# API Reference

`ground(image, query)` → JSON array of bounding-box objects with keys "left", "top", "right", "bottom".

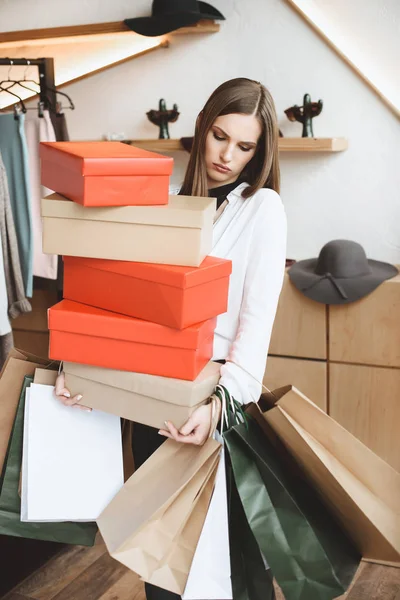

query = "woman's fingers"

[
  {"left": 158, "top": 429, "right": 173, "bottom": 439},
  {"left": 54, "top": 372, "right": 67, "bottom": 396},
  {"left": 56, "top": 392, "right": 91, "bottom": 411},
  {"left": 72, "top": 403, "right": 92, "bottom": 412},
  {"left": 62, "top": 393, "right": 83, "bottom": 406},
  {"left": 163, "top": 421, "right": 203, "bottom": 445}
]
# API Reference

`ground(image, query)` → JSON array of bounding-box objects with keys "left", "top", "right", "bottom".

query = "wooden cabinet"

[
  {"left": 329, "top": 363, "right": 400, "bottom": 472},
  {"left": 12, "top": 287, "right": 57, "bottom": 359},
  {"left": 329, "top": 273, "right": 400, "bottom": 367},
  {"left": 269, "top": 273, "right": 326, "bottom": 359},
  {"left": 264, "top": 356, "right": 327, "bottom": 411},
  {"left": 269, "top": 273, "right": 327, "bottom": 360},
  {"left": 12, "top": 331, "right": 50, "bottom": 359},
  {"left": 12, "top": 288, "right": 57, "bottom": 333},
  {"left": 268, "top": 271, "right": 400, "bottom": 472}
]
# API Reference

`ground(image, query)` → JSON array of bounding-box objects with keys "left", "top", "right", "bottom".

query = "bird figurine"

[
  {"left": 146, "top": 99, "right": 180, "bottom": 139},
  {"left": 284, "top": 93, "right": 323, "bottom": 137}
]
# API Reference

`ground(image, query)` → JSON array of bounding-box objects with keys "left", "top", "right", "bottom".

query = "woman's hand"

[
  {"left": 159, "top": 397, "right": 222, "bottom": 446},
  {"left": 54, "top": 371, "right": 92, "bottom": 412}
]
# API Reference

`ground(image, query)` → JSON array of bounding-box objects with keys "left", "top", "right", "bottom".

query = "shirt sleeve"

[{"left": 218, "top": 192, "right": 287, "bottom": 404}]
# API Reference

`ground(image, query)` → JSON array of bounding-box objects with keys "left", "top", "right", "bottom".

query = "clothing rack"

[{"left": 0, "top": 57, "right": 56, "bottom": 112}]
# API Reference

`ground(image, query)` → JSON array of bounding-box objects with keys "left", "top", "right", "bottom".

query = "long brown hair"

[{"left": 180, "top": 78, "right": 280, "bottom": 199}]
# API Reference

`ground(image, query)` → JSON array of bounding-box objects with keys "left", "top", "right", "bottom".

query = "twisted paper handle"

[{"left": 207, "top": 355, "right": 282, "bottom": 438}]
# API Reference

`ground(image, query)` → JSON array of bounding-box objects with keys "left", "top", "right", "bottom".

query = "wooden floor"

[{"left": 3, "top": 534, "right": 400, "bottom": 600}]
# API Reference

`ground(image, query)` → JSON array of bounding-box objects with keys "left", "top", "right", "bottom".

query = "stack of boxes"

[{"left": 40, "top": 142, "right": 232, "bottom": 430}]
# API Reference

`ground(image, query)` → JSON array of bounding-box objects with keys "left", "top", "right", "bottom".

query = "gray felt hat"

[{"left": 288, "top": 240, "right": 398, "bottom": 305}]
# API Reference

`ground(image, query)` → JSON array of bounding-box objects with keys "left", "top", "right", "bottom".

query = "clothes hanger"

[
  {"left": 0, "top": 83, "right": 27, "bottom": 117},
  {"left": 0, "top": 61, "right": 44, "bottom": 116},
  {"left": 0, "top": 61, "right": 28, "bottom": 117},
  {"left": 0, "top": 60, "right": 39, "bottom": 90},
  {"left": 47, "top": 87, "right": 75, "bottom": 111}
]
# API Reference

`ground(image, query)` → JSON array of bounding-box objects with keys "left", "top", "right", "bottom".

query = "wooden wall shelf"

[
  {"left": 279, "top": 137, "right": 348, "bottom": 152},
  {"left": 0, "top": 20, "right": 220, "bottom": 110},
  {"left": 125, "top": 137, "right": 348, "bottom": 153},
  {"left": 0, "top": 19, "right": 219, "bottom": 45}
]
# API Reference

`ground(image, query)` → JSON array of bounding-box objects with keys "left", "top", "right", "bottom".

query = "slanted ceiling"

[
  {"left": 286, "top": 0, "right": 400, "bottom": 119},
  {"left": 0, "top": 20, "right": 219, "bottom": 109}
]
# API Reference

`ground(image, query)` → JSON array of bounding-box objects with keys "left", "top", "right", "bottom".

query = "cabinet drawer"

[
  {"left": 330, "top": 362, "right": 400, "bottom": 472},
  {"left": 13, "top": 289, "right": 58, "bottom": 333},
  {"left": 329, "top": 272, "right": 400, "bottom": 367},
  {"left": 269, "top": 273, "right": 327, "bottom": 359},
  {"left": 264, "top": 355, "right": 327, "bottom": 411}
]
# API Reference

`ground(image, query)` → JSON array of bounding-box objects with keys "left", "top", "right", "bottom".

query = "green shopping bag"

[
  {"left": 226, "top": 446, "right": 275, "bottom": 600},
  {"left": 224, "top": 417, "right": 360, "bottom": 600},
  {"left": 0, "top": 376, "right": 97, "bottom": 546}
]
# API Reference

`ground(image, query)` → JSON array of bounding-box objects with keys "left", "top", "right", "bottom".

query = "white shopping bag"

[
  {"left": 182, "top": 432, "right": 232, "bottom": 600},
  {"left": 21, "top": 382, "right": 124, "bottom": 522}
]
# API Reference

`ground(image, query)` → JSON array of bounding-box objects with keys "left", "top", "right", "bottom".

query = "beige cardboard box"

[
  {"left": 41, "top": 193, "right": 215, "bottom": 267},
  {"left": 63, "top": 360, "right": 221, "bottom": 429},
  {"left": 329, "top": 271, "right": 400, "bottom": 367}
]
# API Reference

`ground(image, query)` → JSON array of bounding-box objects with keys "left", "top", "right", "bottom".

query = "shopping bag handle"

[{"left": 222, "top": 359, "right": 280, "bottom": 406}]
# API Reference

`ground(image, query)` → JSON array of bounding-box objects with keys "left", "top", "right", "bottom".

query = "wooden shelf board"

[
  {"left": 125, "top": 137, "right": 348, "bottom": 153},
  {"left": 279, "top": 137, "right": 348, "bottom": 152},
  {"left": 0, "top": 20, "right": 219, "bottom": 46}
]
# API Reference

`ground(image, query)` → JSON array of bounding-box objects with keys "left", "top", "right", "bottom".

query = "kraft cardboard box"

[
  {"left": 41, "top": 193, "right": 215, "bottom": 267},
  {"left": 63, "top": 361, "right": 221, "bottom": 429}
]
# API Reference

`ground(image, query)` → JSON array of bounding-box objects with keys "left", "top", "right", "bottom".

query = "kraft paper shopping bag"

[
  {"left": 98, "top": 436, "right": 220, "bottom": 584},
  {"left": 250, "top": 385, "right": 400, "bottom": 566}
]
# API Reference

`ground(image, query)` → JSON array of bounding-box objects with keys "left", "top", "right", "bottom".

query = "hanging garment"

[
  {"left": 24, "top": 110, "right": 57, "bottom": 280},
  {"left": 0, "top": 113, "right": 33, "bottom": 297},
  {"left": 0, "top": 153, "right": 31, "bottom": 320},
  {"left": 0, "top": 228, "right": 11, "bottom": 337},
  {"left": 50, "top": 111, "right": 70, "bottom": 142},
  {"left": 50, "top": 110, "right": 70, "bottom": 296}
]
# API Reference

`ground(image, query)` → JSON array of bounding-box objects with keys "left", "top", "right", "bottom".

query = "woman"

[{"left": 55, "top": 77, "right": 287, "bottom": 600}]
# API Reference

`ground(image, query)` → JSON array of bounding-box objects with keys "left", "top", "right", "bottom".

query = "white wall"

[{"left": 2, "top": 0, "right": 400, "bottom": 263}]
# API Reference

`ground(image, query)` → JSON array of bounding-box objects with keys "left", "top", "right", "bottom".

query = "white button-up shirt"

[{"left": 173, "top": 182, "right": 287, "bottom": 404}]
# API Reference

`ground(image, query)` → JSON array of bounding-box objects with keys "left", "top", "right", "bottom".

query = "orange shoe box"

[
  {"left": 40, "top": 141, "right": 173, "bottom": 207},
  {"left": 63, "top": 256, "right": 232, "bottom": 330},
  {"left": 48, "top": 300, "right": 216, "bottom": 381}
]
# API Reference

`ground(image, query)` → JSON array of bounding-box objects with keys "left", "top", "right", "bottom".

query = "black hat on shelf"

[
  {"left": 124, "top": 0, "right": 225, "bottom": 37},
  {"left": 288, "top": 239, "right": 399, "bottom": 305}
]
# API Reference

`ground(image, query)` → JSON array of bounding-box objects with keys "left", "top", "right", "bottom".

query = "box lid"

[
  {"left": 63, "top": 256, "right": 232, "bottom": 290},
  {"left": 63, "top": 361, "right": 221, "bottom": 406},
  {"left": 48, "top": 300, "right": 216, "bottom": 349},
  {"left": 40, "top": 141, "right": 173, "bottom": 176},
  {"left": 42, "top": 194, "right": 216, "bottom": 229}
]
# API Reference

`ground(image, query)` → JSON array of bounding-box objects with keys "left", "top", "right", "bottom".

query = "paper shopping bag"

[
  {"left": 183, "top": 438, "right": 232, "bottom": 600},
  {"left": 97, "top": 436, "right": 220, "bottom": 581},
  {"left": 252, "top": 385, "right": 400, "bottom": 566},
  {"left": 144, "top": 461, "right": 217, "bottom": 594},
  {"left": 224, "top": 418, "right": 360, "bottom": 600},
  {"left": 0, "top": 376, "right": 97, "bottom": 545},
  {"left": 34, "top": 368, "right": 135, "bottom": 483},
  {"left": 226, "top": 450, "right": 275, "bottom": 600},
  {"left": 0, "top": 348, "right": 56, "bottom": 476},
  {"left": 21, "top": 382, "right": 123, "bottom": 522}
]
